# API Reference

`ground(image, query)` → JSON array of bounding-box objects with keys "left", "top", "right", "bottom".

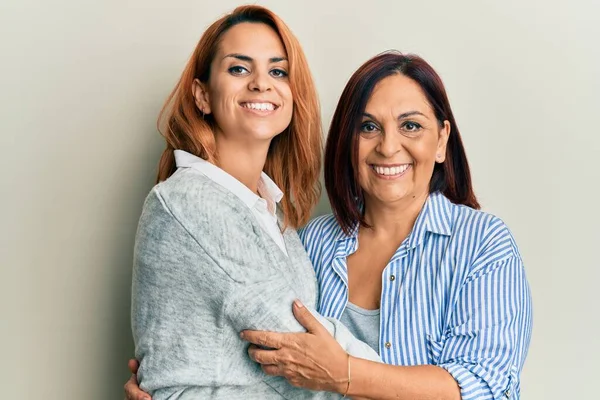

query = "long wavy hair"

[{"left": 156, "top": 5, "right": 322, "bottom": 228}]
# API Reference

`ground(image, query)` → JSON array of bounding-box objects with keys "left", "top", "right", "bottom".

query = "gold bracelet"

[{"left": 342, "top": 354, "right": 351, "bottom": 398}]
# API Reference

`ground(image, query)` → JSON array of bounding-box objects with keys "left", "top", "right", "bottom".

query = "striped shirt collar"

[
  {"left": 173, "top": 149, "right": 283, "bottom": 214},
  {"left": 334, "top": 191, "right": 454, "bottom": 249}
]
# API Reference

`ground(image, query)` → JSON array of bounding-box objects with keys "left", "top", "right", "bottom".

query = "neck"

[
  {"left": 362, "top": 190, "right": 430, "bottom": 239},
  {"left": 214, "top": 133, "right": 271, "bottom": 194}
]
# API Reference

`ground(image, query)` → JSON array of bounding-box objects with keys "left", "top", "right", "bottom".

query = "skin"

[
  {"left": 193, "top": 21, "right": 293, "bottom": 193},
  {"left": 124, "top": 21, "right": 294, "bottom": 400},
  {"left": 241, "top": 74, "right": 462, "bottom": 400},
  {"left": 348, "top": 73, "right": 450, "bottom": 311}
]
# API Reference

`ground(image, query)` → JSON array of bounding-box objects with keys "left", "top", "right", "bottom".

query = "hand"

[
  {"left": 240, "top": 300, "right": 349, "bottom": 393},
  {"left": 124, "top": 359, "right": 152, "bottom": 400}
]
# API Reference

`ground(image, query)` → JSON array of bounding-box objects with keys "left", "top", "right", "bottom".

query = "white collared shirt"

[{"left": 174, "top": 150, "right": 288, "bottom": 256}]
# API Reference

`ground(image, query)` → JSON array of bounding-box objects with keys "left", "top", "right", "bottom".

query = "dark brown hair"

[
  {"left": 325, "top": 51, "right": 479, "bottom": 234},
  {"left": 156, "top": 5, "right": 322, "bottom": 228}
]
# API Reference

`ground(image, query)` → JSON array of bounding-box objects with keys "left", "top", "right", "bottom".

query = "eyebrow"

[
  {"left": 222, "top": 53, "right": 288, "bottom": 63},
  {"left": 362, "top": 111, "right": 429, "bottom": 120}
]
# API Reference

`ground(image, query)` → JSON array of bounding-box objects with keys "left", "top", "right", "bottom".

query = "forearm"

[{"left": 347, "top": 357, "right": 461, "bottom": 400}]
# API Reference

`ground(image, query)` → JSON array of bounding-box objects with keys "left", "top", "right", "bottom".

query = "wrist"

[{"left": 338, "top": 354, "right": 351, "bottom": 397}]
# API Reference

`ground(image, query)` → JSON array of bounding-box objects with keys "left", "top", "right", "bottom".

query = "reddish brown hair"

[
  {"left": 325, "top": 51, "right": 480, "bottom": 234},
  {"left": 156, "top": 5, "right": 322, "bottom": 228}
]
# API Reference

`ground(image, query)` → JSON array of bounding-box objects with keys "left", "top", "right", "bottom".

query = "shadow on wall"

[{"left": 105, "top": 122, "right": 164, "bottom": 399}]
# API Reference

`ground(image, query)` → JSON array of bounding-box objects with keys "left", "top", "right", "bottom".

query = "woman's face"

[
  {"left": 357, "top": 73, "right": 450, "bottom": 207},
  {"left": 194, "top": 22, "right": 293, "bottom": 143}
]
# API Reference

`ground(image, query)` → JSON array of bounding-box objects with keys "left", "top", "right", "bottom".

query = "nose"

[
  {"left": 248, "top": 70, "right": 272, "bottom": 92},
  {"left": 376, "top": 129, "right": 403, "bottom": 158}
]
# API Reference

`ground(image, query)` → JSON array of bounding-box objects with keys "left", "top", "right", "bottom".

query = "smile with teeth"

[
  {"left": 371, "top": 164, "right": 411, "bottom": 177},
  {"left": 241, "top": 102, "right": 277, "bottom": 111}
]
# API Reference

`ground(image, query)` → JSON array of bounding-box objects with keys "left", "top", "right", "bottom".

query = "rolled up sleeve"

[{"left": 437, "top": 256, "right": 533, "bottom": 400}]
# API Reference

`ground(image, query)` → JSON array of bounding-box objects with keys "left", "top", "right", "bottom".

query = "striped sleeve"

[{"left": 438, "top": 239, "right": 533, "bottom": 399}]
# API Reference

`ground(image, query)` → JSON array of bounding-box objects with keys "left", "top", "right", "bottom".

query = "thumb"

[
  {"left": 292, "top": 299, "right": 325, "bottom": 334},
  {"left": 128, "top": 359, "right": 139, "bottom": 375}
]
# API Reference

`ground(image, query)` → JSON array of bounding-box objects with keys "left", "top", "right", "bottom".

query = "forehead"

[
  {"left": 366, "top": 73, "right": 432, "bottom": 115},
  {"left": 216, "top": 22, "right": 286, "bottom": 60}
]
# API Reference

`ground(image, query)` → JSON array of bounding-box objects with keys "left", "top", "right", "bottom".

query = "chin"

[{"left": 247, "top": 125, "right": 287, "bottom": 141}]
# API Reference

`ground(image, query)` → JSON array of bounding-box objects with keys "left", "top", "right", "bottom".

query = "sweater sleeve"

[
  {"left": 131, "top": 189, "right": 241, "bottom": 399},
  {"left": 132, "top": 177, "right": 379, "bottom": 400}
]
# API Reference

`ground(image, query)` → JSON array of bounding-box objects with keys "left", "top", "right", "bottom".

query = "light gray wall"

[{"left": 1, "top": 0, "right": 598, "bottom": 398}]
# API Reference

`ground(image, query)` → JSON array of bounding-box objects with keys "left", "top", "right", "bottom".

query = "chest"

[
  {"left": 316, "top": 234, "right": 471, "bottom": 364},
  {"left": 346, "top": 237, "right": 404, "bottom": 309}
]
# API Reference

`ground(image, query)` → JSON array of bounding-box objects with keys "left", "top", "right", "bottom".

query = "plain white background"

[{"left": 1, "top": 0, "right": 598, "bottom": 398}]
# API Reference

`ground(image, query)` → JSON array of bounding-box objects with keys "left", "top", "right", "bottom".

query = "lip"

[
  {"left": 239, "top": 99, "right": 280, "bottom": 116},
  {"left": 369, "top": 163, "right": 412, "bottom": 180}
]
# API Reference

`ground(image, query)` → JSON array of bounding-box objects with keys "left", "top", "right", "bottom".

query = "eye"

[
  {"left": 228, "top": 65, "right": 249, "bottom": 76},
  {"left": 360, "top": 121, "right": 380, "bottom": 135},
  {"left": 401, "top": 121, "right": 422, "bottom": 132},
  {"left": 270, "top": 68, "right": 288, "bottom": 78}
]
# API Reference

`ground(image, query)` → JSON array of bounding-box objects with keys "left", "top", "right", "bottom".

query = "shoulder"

[
  {"left": 298, "top": 213, "right": 342, "bottom": 249},
  {"left": 297, "top": 213, "right": 345, "bottom": 271},
  {"left": 150, "top": 169, "right": 251, "bottom": 230},
  {"left": 447, "top": 201, "right": 522, "bottom": 277},
  {"left": 453, "top": 203, "right": 520, "bottom": 255},
  {"left": 154, "top": 169, "right": 238, "bottom": 213},
  {"left": 141, "top": 169, "right": 266, "bottom": 283}
]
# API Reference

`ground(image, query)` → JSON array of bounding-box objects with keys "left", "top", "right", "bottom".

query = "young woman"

[{"left": 130, "top": 5, "right": 379, "bottom": 400}]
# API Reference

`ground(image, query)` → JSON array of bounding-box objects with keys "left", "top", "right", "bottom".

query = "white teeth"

[
  {"left": 373, "top": 165, "right": 410, "bottom": 176},
  {"left": 243, "top": 102, "right": 275, "bottom": 111}
]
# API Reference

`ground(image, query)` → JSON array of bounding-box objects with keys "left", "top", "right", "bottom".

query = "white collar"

[{"left": 173, "top": 150, "right": 283, "bottom": 211}]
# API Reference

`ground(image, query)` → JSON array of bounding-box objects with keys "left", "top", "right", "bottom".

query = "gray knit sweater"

[{"left": 131, "top": 168, "right": 380, "bottom": 399}]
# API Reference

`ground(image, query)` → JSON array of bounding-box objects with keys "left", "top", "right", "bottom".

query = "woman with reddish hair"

[{"left": 128, "top": 5, "right": 380, "bottom": 400}]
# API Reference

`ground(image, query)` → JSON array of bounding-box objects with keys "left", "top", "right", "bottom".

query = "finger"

[
  {"left": 240, "top": 330, "right": 283, "bottom": 349},
  {"left": 261, "top": 364, "right": 283, "bottom": 377},
  {"left": 128, "top": 359, "right": 139, "bottom": 375},
  {"left": 292, "top": 300, "right": 326, "bottom": 334},
  {"left": 248, "top": 345, "right": 281, "bottom": 365},
  {"left": 124, "top": 375, "right": 151, "bottom": 400}
]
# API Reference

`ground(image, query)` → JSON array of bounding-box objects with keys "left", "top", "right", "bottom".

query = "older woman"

[
  {"left": 129, "top": 5, "right": 379, "bottom": 400},
  {"left": 241, "top": 52, "right": 533, "bottom": 400}
]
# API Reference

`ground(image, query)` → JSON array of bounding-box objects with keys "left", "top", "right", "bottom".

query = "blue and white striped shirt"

[{"left": 299, "top": 192, "right": 533, "bottom": 400}]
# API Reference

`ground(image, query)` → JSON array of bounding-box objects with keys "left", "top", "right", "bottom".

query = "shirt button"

[
  {"left": 504, "top": 389, "right": 511, "bottom": 398},
  {"left": 390, "top": 274, "right": 396, "bottom": 281},
  {"left": 385, "top": 342, "right": 391, "bottom": 349}
]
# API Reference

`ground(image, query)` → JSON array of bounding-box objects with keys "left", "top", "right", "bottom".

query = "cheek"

[
  {"left": 209, "top": 77, "right": 241, "bottom": 110},
  {"left": 412, "top": 139, "right": 438, "bottom": 167},
  {"left": 356, "top": 142, "right": 374, "bottom": 188},
  {"left": 280, "top": 86, "right": 294, "bottom": 115}
]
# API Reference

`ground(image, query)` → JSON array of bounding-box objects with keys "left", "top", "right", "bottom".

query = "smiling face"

[
  {"left": 357, "top": 73, "right": 450, "bottom": 207},
  {"left": 193, "top": 22, "right": 293, "bottom": 143}
]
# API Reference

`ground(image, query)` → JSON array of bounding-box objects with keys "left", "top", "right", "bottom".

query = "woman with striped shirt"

[{"left": 241, "top": 52, "right": 533, "bottom": 400}]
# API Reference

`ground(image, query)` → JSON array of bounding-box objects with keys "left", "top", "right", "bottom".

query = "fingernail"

[
  {"left": 239, "top": 332, "right": 245, "bottom": 339},
  {"left": 294, "top": 299, "right": 304, "bottom": 308}
]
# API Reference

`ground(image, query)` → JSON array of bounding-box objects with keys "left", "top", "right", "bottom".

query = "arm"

[
  {"left": 246, "top": 256, "right": 532, "bottom": 400},
  {"left": 133, "top": 186, "right": 378, "bottom": 400},
  {"left": 342, "top": 256, "right": 532, "bottom": 400},
  {"left": 131, "top": 191, "right": 235, "bottom": 399}
]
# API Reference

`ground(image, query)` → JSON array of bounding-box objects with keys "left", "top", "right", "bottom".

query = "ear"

[
  {"left": 435, "top": 120, "right": 451, "bottom": 163},
  {"left": 192, "top": 78, "right": 212, "bottom": 115}
]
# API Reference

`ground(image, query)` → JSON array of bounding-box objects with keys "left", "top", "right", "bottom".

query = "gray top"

[
  {"left": 131, "top": 167, "right": 381, "bottom": 400},
  {"left": 339, "top": 303, "right": 381, "bottom": 353}
]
